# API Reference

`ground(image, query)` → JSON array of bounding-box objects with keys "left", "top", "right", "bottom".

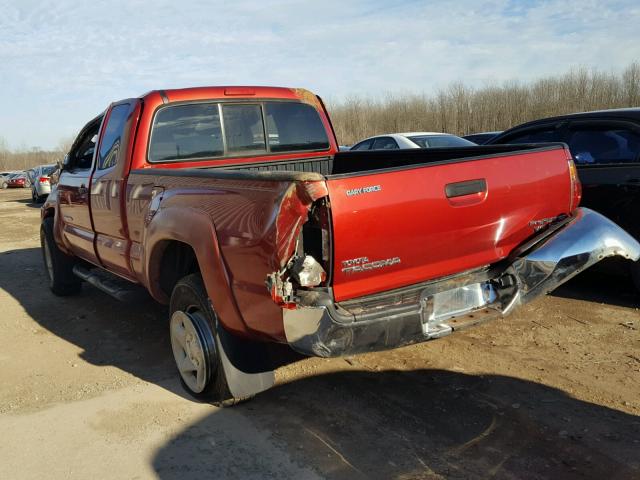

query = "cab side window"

[{"left": 98, "top": 104, "right": 130, "bottom": 170}]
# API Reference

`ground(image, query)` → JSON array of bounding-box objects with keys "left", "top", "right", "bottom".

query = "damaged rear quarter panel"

[
  {"left": 129, "top": 171, "right": 327, "bottom": 341},
  {"left": 275, "top": 181, "right": 329, "bottom": 268}
]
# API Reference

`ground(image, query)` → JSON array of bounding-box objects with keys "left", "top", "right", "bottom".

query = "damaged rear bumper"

[{"left": 283, "top": 208, "right": 640, "bottom": 357}]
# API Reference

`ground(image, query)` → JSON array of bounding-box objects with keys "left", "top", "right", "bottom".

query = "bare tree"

[{"left": 328, "top": 62, "right": 640, "bottom": 145}]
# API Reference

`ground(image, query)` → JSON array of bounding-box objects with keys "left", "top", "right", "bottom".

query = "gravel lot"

[{"left": 0, "top": 187, "right": 638, "bottom": 479}]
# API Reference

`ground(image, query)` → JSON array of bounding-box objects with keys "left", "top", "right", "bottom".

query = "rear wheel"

[
  {"left": 41, "top": 217, "right": 82, "bottom": 296},
  {"left": 169, "top": 273, "right": 247, "bottom": 405}
]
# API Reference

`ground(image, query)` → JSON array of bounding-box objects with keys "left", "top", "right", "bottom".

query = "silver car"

[
  {"left": 0, "top": 172, "right": 13, "bottom": 189},
  {"left": 350, "top": 132, "right": 477, "bottom": 150},
  {"left": 30, "top": 164, "right": 57, "bottom": 203}
]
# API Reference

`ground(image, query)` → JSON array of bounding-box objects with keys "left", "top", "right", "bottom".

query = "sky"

[{"left": 0, "top": 0, "right": 639, "bottom": 150}]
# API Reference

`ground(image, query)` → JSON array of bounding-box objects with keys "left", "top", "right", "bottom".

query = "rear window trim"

[{"left": 147, "top": 98, "right": 331, "bottom": 164}]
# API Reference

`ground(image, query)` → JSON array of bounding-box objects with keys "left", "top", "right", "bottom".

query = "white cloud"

[{"left": 0, "top": 0, "right": 638, "bottom": 148}]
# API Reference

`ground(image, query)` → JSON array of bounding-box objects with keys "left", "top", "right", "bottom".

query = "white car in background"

[
  {"left": 30, "top": 164, "right": 57, "bottom": 203},
  {"left": 350, "top": 132, "right": 477, "bottom": 150}
]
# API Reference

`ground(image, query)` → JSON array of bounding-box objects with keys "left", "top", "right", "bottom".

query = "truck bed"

[
  {"left": 132, "top": 143, "right": 574, "bottom": 302},
  {"left": 173, "top": 143, "right": 564, "bottom": 178}
]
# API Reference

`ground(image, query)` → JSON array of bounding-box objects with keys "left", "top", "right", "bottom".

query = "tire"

[
  {"left": 40, "top": 217, "right": 82, "bottom": 296},
  {"left": 31, "top": 189, "right": 37, "bottom": 203},
  {"left": 1, "top": 181, "right": 7, "bottom": 189},
  {"left": 632, "top": 261, "right": 640, "bottom": 293},
  {"left": 169, "top": 273, "right": 247, "bottom": 405}
]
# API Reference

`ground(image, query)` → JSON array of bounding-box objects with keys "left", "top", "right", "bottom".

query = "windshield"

[
  {"left": 42, "top": 166, "right": 57, "bottom": 176},
  {"left": 408, "top": 135, "right": 476, "bottom": 148}
]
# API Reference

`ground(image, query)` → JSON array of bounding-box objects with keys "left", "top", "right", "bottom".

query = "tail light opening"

[
  {"left": 267, "top": 198, "right": 333, "bottom": 307},
  {"left": 568, "top": 159, "right": 582, "bottom": 212}
]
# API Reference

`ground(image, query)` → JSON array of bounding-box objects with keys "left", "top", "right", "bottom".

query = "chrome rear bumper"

[{"left": 283, "top": 208, "right": 640, "bottom": 357}]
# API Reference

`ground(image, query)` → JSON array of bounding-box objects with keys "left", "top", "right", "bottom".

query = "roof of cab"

[{"left": 139, "top": 86, "right": 315, "bottom": 103}]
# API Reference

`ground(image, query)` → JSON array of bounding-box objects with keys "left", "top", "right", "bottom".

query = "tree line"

[
  {"left": 0, "top": 136, "right": 73, "bottom": 172},
  {"left": 328, "top": 62, "right": 640, "bottom": 145}
]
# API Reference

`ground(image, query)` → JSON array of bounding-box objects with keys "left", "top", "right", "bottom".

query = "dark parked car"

[
  {"left": 463, "top": 131, "right": 502, "bottom": 145},
  {"left": 487, "top": 108, "right": 640, "bottom": 290}
]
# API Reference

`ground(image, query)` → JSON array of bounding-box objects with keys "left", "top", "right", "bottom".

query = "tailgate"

[{"left": 326, "top": 147, "right": 573, "bottom": 301}]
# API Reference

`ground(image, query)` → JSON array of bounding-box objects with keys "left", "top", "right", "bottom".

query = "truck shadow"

[
  {"left": 151, "top": 368, "right": 640, "bottom": 480},
  {"left": 0, "top": 246, "right": 185, "bottom": 398},
  {"left": 0, "top": 247, "right": 638, "bottom": 478},
  {"left": 0, "top": 246, "right": 637, "bottom": 400},
  {"left": 551, "top": 262, "right": 639, "bottom": 309}
]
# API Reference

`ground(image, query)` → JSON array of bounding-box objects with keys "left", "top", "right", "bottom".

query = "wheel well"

[{"left": 157, "top": 241, "right": 200, "bottom": 298}]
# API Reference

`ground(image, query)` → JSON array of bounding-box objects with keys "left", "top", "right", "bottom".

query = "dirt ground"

[{"left": 0, "top": 187, "right": 638, "bottom": 480}]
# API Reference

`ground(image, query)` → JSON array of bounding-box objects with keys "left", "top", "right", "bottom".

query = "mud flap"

[{"left": 214, "top": 321, "right": 276, "bottom": 399}]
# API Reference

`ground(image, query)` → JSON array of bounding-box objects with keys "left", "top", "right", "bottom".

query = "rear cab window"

[{"left": 148, "top": 101, "right": 329, "bottom": 163}]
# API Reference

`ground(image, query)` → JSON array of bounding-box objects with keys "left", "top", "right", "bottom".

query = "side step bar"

[{"left": 72, "top": 265, "right": 145, "bottom": 302}]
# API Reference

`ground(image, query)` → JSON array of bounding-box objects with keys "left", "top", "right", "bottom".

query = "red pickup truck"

[{"left": 42, "top": 86, "right": 640, "bottom": 404}]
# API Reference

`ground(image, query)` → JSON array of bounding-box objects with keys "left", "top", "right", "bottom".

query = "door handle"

[
  {"left": 445, "top": 179, "right": 488, "bottom": 207},
  {"left": 445, "top": 179, "right": 487, "bottom": 198}
]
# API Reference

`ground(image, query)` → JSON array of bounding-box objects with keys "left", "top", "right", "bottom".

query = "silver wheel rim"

[
  {"left": 170, "top": 311, "right": 208, "bottom": 393},
  {"left": 43, "top": 240, "right": 54, "bottom": 283}
]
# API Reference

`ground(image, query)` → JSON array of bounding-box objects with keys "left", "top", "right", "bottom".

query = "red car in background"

[{"left": 6, "top": 173, "right": 30, "bottom": 188}]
